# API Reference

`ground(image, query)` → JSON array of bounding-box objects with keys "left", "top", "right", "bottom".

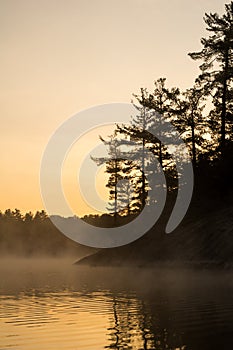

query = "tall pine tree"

[{"left": 189, "top": 2, "right": 233, "bottom": 156}]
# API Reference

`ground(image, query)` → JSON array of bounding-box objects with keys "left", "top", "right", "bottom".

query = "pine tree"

[
  {"left": 135, "top": 78, "right": 183, "bottom": 169},
  {"left": 189, "top": 2, "right": 233, "bottom": 155},
  {"left": 116, "top": 99, "right": 153, "bottom": 209},
  {"left": 173, "top": 85, "right": 207, "bottom": 168},
  {"left": 115, "top": 161, "right": 135, "bottom": 216},
  {"left": 91, "top": 135, "right": 138, "bottom": 220},
  {"left": 92, "top": 135, "right": 123, "bottom": 221}
]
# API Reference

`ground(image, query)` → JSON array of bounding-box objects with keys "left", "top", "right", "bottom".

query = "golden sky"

[{"left": 0, "top": 0, "right": 225, "bottom": 216}]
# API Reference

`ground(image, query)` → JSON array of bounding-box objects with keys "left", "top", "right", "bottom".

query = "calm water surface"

[{"left": 0, "top": 258, "right": 233, "bottom": 349}]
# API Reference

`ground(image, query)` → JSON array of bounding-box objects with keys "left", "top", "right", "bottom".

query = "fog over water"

[{"left": 1, "top": 258, "right": 233, "bottom": 350}]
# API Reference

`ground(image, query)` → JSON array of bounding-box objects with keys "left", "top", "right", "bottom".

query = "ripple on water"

[{"left": 1, "top": 266, "right": 233, "bottom": 350}]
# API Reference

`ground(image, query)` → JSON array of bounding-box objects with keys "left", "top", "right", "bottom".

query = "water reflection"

[
  {"left": 105, "top": 295, "right": 186, "bottom": 350},
  {"left": 0, "top": 260, "right": 233, "bottom": 350}
]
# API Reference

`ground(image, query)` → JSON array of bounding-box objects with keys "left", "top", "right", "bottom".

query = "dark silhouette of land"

[{"left": 77, "top": 2, "right": 233, "bottom": 268}]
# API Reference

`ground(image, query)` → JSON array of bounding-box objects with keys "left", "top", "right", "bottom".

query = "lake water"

[{"left": 0, "top": 258, "right": 233, "bottom": 349}]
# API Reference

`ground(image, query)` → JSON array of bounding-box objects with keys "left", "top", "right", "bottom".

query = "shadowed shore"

[{"left": 75, "top": 190, "right": 233, "bottom": 269}]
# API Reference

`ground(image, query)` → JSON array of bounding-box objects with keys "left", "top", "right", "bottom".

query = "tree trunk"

[
  {"left": 191, "top": 109, "right": 196, "bottom": 168},
  {"left": 114, "top": 159, "right": 118, "bottom": 224},
  {"left": 141, "top": 136, "right": 146, "bottom": 208},
  {"left": 141, "top": 107, "right": 146, "bottom": 209},
  {"left": 220, "top": 42, "right": 229, "bottom": 156}
]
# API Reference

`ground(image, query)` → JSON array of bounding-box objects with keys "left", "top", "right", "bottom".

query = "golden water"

[{"left": 1, "top": 259, "right": 233, "bottom": 350}]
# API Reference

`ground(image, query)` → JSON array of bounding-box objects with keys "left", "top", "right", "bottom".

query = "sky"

[{"left": 0, "top": 0, "right": 226, "bottom": 216}]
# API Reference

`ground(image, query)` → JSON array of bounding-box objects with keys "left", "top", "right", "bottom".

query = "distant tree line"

[{"left": 0, "top": 209, "right": 91, "bottom": 256}]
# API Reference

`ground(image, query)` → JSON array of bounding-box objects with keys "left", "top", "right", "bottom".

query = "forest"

[{"left": 87, "top": 2, "right": 233, "bottom": 222}]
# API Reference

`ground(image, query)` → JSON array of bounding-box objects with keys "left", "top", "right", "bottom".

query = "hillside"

[{"left": 76, "top": 190, "right": 233, "bottom": 268}]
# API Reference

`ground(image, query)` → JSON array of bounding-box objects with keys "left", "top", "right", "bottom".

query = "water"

[{"left": 0, "top": 258, "right": 233, "bottom": 350}]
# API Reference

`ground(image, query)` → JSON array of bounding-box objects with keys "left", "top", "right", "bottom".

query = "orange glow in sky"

[{"left": 0, "top": 0, "right": 225, "bottom": 215}]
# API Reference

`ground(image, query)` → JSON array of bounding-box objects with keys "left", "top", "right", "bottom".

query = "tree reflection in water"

[{"left": 106, "top": 293, "right": 186, "bottom": 350}]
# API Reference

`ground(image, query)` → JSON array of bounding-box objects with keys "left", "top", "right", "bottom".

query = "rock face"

[{"left": 76, "top": 194, "right": 233, "bottom": 268}]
